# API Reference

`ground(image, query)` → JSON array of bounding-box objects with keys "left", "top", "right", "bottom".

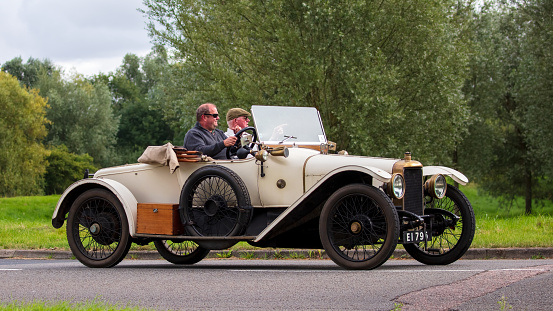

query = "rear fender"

[
  {"left": 52, "top": 178, "right": 138, "bottom": 235},
  {"left": 422, "top": 166, "right": 469, "bottom": 185}
]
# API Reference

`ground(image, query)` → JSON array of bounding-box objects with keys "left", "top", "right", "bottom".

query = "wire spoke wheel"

[
  {"left": 320, "top": 184, "right": 399, "bottom": 270},
  {"left": 154, "top": 240, "right": 210, "bottom": 264},
  {"left": 189, "top": 175, "right": 240, "bottom": 236},
  {"left": 404, "top": 185, "right": 475, "bottom": 265},
  {"left": 67, "top": 189, "right": 131, "bottom": 268},
  {"left": 181, "top": 166, "right": 251, "bottom": 249}
]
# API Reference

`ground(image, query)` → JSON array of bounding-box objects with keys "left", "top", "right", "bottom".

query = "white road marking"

[
  {"left": 230, "top": 268, "right": 548, "bottom": 273},
  {"left": 230, "top": 270, "right": 329, "bottom": 272}
]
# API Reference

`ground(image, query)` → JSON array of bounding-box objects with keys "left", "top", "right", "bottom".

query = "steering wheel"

[{"left": 226, "top": 126, "right": 258, "bottom": 159}]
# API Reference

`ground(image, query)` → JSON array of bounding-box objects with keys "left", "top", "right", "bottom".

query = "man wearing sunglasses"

[{"left": 183, "top": 103, "right": 237, "bottom": 159}]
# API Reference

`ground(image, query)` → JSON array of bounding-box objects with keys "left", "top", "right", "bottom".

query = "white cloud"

[{"left": 0, "top": 0, "right": 153, "bottom": 76}]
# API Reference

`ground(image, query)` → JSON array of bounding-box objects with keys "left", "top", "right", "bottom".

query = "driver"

[
  {"left": 225, "top": 108, "right": 251, "bottom": 137},
  {"left": 183, "top": 103, "right": 237, "bottom": 159}
]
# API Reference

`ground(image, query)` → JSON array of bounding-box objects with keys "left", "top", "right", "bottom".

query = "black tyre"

[
  {"left": 154, "top": 240, "right": 210, "bottom": 264},
  {"left": 404, "top": 185, "right": 475, "bottom": 265},
  {"left": 66, "top": 189, "right": 131, "bottom": 268},
  {"left": 180, "top": 165, "right": 252, "bottom": 248},
  {"left": 319, "top": 184, "right": 399, "bottom": 270}
]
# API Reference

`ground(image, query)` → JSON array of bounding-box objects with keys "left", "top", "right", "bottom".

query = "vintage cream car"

[{"left": 52, "top": 105, "right": 475, "bottom": 270}]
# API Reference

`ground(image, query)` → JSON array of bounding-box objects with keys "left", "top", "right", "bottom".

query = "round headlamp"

[
  {"left": 255, "top": 149, "right": 269, "bottom": 162},
  {"left": 388, "top": 173, "right": 405, "bottom": 199},
  {"left": 424, "top": 174, "right": 447, "bottom": 199}
]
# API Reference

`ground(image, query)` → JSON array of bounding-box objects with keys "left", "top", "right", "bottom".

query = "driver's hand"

[
  {"left": 231, "top": 125, "right": 241, "bottom": 134},
  {"left": 223, "top": 136, "right": 238, "bottom": 147}
]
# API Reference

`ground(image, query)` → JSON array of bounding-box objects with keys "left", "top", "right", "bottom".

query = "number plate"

[{"left": 403, "top": 230, "right": 431, "bottom": 243}]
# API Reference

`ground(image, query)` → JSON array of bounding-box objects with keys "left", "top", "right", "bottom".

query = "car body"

[{"left": 52, "top": 105, "right": 475, "bottom": 269}]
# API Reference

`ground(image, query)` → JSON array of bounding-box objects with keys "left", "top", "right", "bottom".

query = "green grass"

[
  {"left": 467, "top": 183, "right": 553, "bottom": 248},
  {"left": 0, "top": 195, "right": 68, "bottom": 250},
  {"left": 474, "top": 214, "right": 553, "bottom": 248},
  {"left": 460, "top": 184, "right": 553, "bottom": 248},
  {"left": 1, "top": 184, "right": 552, "bottom": 250},
  {"left": 459, "top": 184, "right": 553, "bottom": 218},
  {"left": 0, "top": 299, "right": 155, "bottom": 311}
]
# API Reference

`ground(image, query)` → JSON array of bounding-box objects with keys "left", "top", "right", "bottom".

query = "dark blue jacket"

[{"left": 183, "top": 122, "right": 227, "bottom": 159}]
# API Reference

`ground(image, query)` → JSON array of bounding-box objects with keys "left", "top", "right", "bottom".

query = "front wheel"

[
  {"left": 404, "top": 185, "right": 475, "bottom": 265},
  {"left": 154, "top": 240, "right": 210, "bottom": 264},
  {"left": 66, "top": 189, "right": 132, "bottom": 268},
  {"left": 319, "top": 184, "right": 399, "bottom": 270}
]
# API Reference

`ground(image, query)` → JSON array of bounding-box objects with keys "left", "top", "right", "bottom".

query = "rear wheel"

[
  {"left": 319, "top": 184, "right": 399, "bottom": 270},
  {"left": 180, "top": 165, "right": 252, "bottom": 249},
  {"left": 154, "top": 240, "right": 210, "bottom": 264},
  {"left": 404, "top": 185, "right": 475, "bottom": 265},
  {"left": 66, "top": 189, "right": 131, "bottom": 268}
]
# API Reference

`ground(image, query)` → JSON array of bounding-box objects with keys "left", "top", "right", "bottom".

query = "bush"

[{"left": 43, "top": 145, "right": 97, "bottom": 194}]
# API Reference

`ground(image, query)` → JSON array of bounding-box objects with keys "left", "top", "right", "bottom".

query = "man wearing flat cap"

[{"left": 225, "top": 108, "right": 251, "bottom": 137}]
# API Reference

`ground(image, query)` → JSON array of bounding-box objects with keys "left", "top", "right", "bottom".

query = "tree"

[
  {"left": 37, "top": 71, "right": 120, "bottom": 167},
  {"left": 2, "top": 57, "right": 120, "bottom": 167},
  {"left": 459, "top": 0, "right": 553, "bottom": 214},
  {"left": 1, "top": 57, "right": 56, "bottom": 89},
  {"left": 0, "top": 71, "right": 49, "bottom": 196},
  {"left": 143, "top": 0, "right": 473, "bottom": 164},
  {"left": 516, "top": 0, "right": 553, "bottom": 182},
  {"left": 94, "top": 51, "right": 175, "bottom": 164}
]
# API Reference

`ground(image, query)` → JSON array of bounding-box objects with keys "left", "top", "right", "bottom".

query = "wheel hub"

[
  {"left": 89, "top": 223, "right": 101, "bottom": 235},
  {"left": 350, "top": 221, "right": 362, "bottom": 234},
  {"left": 204, "top": 195, "right": 227, "bottom": 217},
  {"left": 431, "top": 214, "right": 447, "bottom": 236},
  {"left": 349, "top": 215, "right": 373, "bottom": 235},
  {"left": 88, "top": 212, "right": 120, "bottom": 245}
]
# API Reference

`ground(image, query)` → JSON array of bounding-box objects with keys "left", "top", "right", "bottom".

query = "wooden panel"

[{"left": 136, "top": 203, "right": 183, "bottom": 235}]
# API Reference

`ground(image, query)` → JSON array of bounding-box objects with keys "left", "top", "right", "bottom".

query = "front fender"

[
  {"left": 52, "top": 178, "right": 138, "bottom": 236},
  {"left": 305, "top": 165, "right": 392, "bottom": 191},
  {"left": 256, "top": 166, "right": 391, "bottom": 242},
  {"left": 422, "top": 166, "right": 469, "bottom": 185}
]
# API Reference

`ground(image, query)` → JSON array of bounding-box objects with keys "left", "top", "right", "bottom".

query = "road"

[{"left": 1, "top": 258, "right": 553, "bottom": 310}]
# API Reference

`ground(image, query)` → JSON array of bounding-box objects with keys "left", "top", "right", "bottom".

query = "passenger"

[
  {"left": 183, "top": 103, "right": 237, "bottom": 159},
  {"left": 225, "top": 108, "right": 251, "bottom": 137}
]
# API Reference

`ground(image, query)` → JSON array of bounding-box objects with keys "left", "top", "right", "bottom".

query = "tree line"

[
  {"left": 0, "top": 50, "right": 176, "bottom": 196},
  {"left": 1, "top": 0, "right": 551, "bottom": 214}
]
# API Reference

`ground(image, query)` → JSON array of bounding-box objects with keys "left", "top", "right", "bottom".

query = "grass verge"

[
  {"left": 1, "top": 185, "right": 552, "bottom": 250},
  {"left": 0, "top": 299, "right": 154, "bottom": 311}
]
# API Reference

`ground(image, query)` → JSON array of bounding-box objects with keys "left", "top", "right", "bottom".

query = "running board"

[{"left": 134, "top": 233, "right": 257, "bottom": 241}]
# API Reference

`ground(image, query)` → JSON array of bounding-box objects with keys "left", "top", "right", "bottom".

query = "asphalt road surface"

[{"left": 1, "top": 258, "right": 553, "bottom": 310}]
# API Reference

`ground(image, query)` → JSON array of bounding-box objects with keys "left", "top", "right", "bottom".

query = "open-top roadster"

[{"left": 52, "top": 105, "right": 475, "bottom": 270}]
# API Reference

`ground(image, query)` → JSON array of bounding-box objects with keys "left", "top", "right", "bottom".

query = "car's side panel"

[
  {"left": 253, "top": 148, "right": 316, "bottom": 208},
  {"left": 94, "top": 163, "right": 181, "bottom": 204},
  {"left": 303, "top": 154, "right": 397, "bottom": 190},
  {"left": 422, "top": 166, "right": 469, "bottom": 185},
  {"left": 174, "top": 148, "right": 317, "bottom": 209},
  {"left": 52, "top": 178, "right": 139, "bottom": 235},
  {"left": 175, "top": 158, "right": 263, "bottom": 207}
]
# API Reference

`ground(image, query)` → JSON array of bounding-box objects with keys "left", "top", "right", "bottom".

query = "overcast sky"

[{"left": 0, "top": 0, "right": 153, "bottom": 76}]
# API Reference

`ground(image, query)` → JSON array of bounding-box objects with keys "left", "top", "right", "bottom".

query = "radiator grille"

[{"left": 403, "top": 168, "right": 424, "bottom": 215}]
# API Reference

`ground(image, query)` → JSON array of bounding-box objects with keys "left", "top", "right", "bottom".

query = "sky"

[{"left": 0, "top": 0, "right": 153, "bottom": 76}]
